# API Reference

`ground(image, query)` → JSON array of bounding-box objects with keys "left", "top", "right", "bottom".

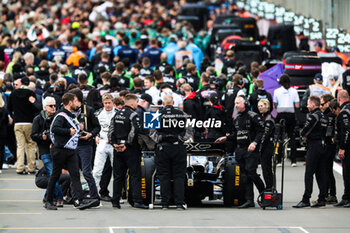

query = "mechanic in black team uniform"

[
  {"left": 215, "top": 96, "right": 265, "bottom": 208},
  {"left": 334, "top": 90, "right": 350, "bottom": 207},
  {"left": 257, "top": 98, "right": 275, "bottom": 191},
  {"left": 46, "top": 93, "right": 99, "bottom": 210},
  {"left": 320, "top": 94, "right": 338, "bottom": 204},
  {"left": 293, "top": 95, "right": 328, "bottom": 208},
  {"left": 150, "top": 94, "right": 192, "bottom": 210},
  {"left": 108, "top": 94, "right": 148, "bottom": 209}
]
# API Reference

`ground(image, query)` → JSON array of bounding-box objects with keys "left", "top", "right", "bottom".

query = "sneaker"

[
  {"left": 112, "top": 202, "right": 121, "bottom": 209},
  {"left": 133, "top": 202, "right": 149, "bottom": 209},
  {"left": 16, "top": 170, "right": 28, "bottom": 175},
  {"left": 56, "top": 200, "right": 64, "bottom": 208},
  {"left": 7, "top": 156, "right": 15, "bottom": 165},
  {"left": 334, "top": 199, "right": 349, "bottom": 207},
  {"left": 63, "top": 198, "right": 74, "bottom": 205},
  {"left": 100, "top": 195, "right": 112, "bottom": 202},
  {"left": 120, "top": 199, "right": 124, "bottom": 204},
  {"left": 277, "top": 163, "right": 282, "bottom": 167},
  {"left": 326, "top": 196, "right": 338, "bottom": 204},
  {"left": 238, "top": 201, "right": 255, "bottom": 209},
  {"left": 90, "top": 200, "right": 102, "bottom": 209},
  {"left": 176, "top": 203, "right": 187, "bottom": 210},
  {"left": 311, "top": 201, "right": 326, "bottom": 208},
  {"left": 291, "top": 163, "right": 297, "bottom": 167},
  {"left": 74, "top": 199, "right": 99, "bottom": 210},
  {"left": 44, "top": 202, "right": 58, "bottom": 210},
  {"left": 293, "top": 201, "right": 310, "bottom": 208},
  {"left": 2, "top": 164, "right": 9, "bottom": 169}
]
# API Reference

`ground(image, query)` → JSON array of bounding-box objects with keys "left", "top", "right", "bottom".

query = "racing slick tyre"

[
  {"left": 223, "top": 156, "right": 246, "bottom": 207},
  {"left": 288, "top": 75, "right": 315, "bottom": 86},
  {"left": 284, "top": 56, "right": 322, "bottom": 76},
  {"left": 141, "top": 156, "right": 156, "bottom": 205},
  {"left": 282, "top": 51, "right": 317, "bottom": 64}
]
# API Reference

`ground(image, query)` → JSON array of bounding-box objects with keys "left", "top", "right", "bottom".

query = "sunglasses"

[
  {"left": 47, "top": 105, "right": 56, "bottom": 108},
  {"left": 320, "top": 101, "right": 328, "bottom": 107}
]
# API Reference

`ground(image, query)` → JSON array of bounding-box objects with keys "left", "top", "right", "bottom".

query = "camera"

[{"left": 79, "top": 131, "right": 87, "bottom": 137}]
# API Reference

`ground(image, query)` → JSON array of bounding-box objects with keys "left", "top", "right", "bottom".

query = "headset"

[{"left": 237, "top": 94, "right": 250, "bottom": 109}]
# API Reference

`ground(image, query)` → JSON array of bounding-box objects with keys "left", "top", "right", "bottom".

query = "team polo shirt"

[{"left": 273, "top": 86, "right": 299, "bottom": 113}]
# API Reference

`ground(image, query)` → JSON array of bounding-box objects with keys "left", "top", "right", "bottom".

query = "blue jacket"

[
  {"left": 117, "top": 46, "right": 138, "bottom": 65},
  {"left": 143, "top": 47, "right": 162, "bottom": 68},
  {"left": 163, "top": 42, "right": 179, "bottom": 66},
  {"left": 186, "top": 43, "right": 203, "bottom": 71}
]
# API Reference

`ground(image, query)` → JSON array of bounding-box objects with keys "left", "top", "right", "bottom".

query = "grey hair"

[
  {"left": 23, "top": 52, "right": 34, "bottom": 62},
  {"left": 43, "top": 96, "right": 56, "bottom": 110}
]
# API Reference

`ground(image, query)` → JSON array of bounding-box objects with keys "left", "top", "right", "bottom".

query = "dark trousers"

[
  {"left": 112, "top": 146, "right": 142, "bottom": 204},
  {"left": 47, "top": 147, "right": 84, "bottom": 203},
  {"left": 99, "top": 157, "right": 112, "bottom": 197},
  {"left": 60, "top": 174, "right": 71, "bottom": 197},
  {"left": 5, "top": 125, "right": 16, "bottom": 163},
  {"left": 155, "top": 143, "right": 187, "bottom": 205},
  {"left": 235, "top": 147, "right": 265, "bottom": 202},
  {"left": 261, "top": 142, "right": 274, "bottom": 190},
  {"left": 77, "top": 145, "right": 99, "bottom": 199},
  {"left": 302, "top": 140, "right": 327, "bottom": 203},
  {"left": 341, "top": 149, "right": 350, "bottom": 201},
  {"left": 276, "top": 113, "right": 296, "bottom": 163},
  {"left": 325, "top": 143, "right": 337, "bottom": 197},
  {"left": 0, "top": 141, "right": 4, "bottom": 169}
]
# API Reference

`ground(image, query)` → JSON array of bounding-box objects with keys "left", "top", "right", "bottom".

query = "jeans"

[
  {"left": 41, "top": 154, "right": 63, "bottom": 201},
  {"left": 77, "top": 145, "right": 99, "bottom": 199},
  {"left": 4, "top": 146, "right": 13, "bottom": 161}
]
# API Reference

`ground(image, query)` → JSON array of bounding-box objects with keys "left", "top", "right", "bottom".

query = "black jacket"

[
  {"left": 0, "top": 107, "right": 9, "bottom": 139},
  {"left": 301, "top": 108, "right": 328, "bottom": 141},
  {"left": 183, "top": 92, "right": 201, "bottom": 121},
  {"left": 324, "top": 108, "right": 336, "bottom": 145},
  {"left": 205, "top": 105, "right": 226, "bottom": 140},
  {"left": 260, "top": 112, "right": 275, "bottom": 151},
  {"left": 7, "top": 87, "right": 39, "bottom": 123},
  {"left": 183, "top": 72, "right": 200, "bottom": 91},
  {"left": 108, "top": 105, "right": 140, "bottom": 147},
  {"left": 150, "top": 105, "right": 192, "bottom": 143},
  {"left": 249, "top": 89, "right": 273, "bottom": 113},
  {"left": 31, "top": 110, "right": 54, "bottom": 155},
  {"left": 183, "top": 92, "right": 202, "bottom": 136},
  {"left": 135, "top": 105, "right": 148, "bottom": 135},
  {"left": 43, "top": 86, "right": 65, "bottom": 108},
  {"left": 224, "top": 85, "right": 242, "bottom": 132},
  {"left": 75, "top": 104, "right": 101, "bottom": 146},
  {"left": 196, "top": 84, "right": 219, "bottom": 118},
  {"left": 50, "top": 109, "right": 78, "bottom": 149},
  {"left": 227, "top": 109, "right": 264, "bottom": 148},
  {"left": 335, "top": 102, "right": 350, "bottom": 150}
]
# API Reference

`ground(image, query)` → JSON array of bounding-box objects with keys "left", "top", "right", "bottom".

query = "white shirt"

[
  {"left": 146, "top": 86, "right": 160, "bottom": 105},
  {"left": 273, "top": 86, "right": 299, "bottom": 113},
  {"left": 160, "top": 89, "right": 183, "bottom": 107}
]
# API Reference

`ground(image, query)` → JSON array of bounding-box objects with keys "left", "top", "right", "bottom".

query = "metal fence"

[{"left": 269, "top": 0, "right": 350, "bottom": 32}]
